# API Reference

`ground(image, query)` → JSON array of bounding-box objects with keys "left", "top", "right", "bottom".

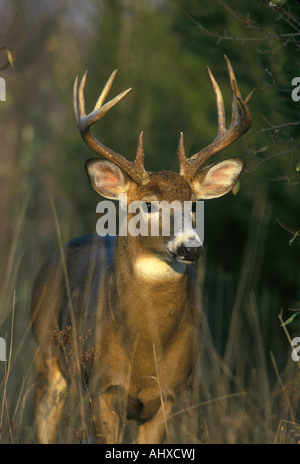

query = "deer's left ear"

[{"left": 190, "top": 158, "right": 245, "bottom": 200}]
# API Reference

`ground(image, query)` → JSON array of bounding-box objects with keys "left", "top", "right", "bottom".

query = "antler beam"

[
  {"left": 178, "top": 56, "right": 252, "bottom": 182},
  {"left": 73, "top": 70, "right": 149, "bottom": 185}
]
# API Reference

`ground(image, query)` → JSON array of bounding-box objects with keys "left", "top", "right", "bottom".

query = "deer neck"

[{"left": 110, "top": 236, "right": 190, "bottom": 340}]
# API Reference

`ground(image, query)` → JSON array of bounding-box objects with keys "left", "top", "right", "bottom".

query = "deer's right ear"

[{"left": 85, "top": 159, "right": 132, "bottom": 200}]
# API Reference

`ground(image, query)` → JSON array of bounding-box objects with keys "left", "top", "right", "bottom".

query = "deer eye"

[
  {"left": 143, "top": 202, "right": 158, "bottom": 214},
  {"left": 145, "top": 202, "right": 153, "bottom": 213}
]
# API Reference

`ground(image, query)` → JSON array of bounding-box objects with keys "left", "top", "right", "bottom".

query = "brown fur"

[{"left": 32, "top": 172, "right": 201, "bottom": 444}]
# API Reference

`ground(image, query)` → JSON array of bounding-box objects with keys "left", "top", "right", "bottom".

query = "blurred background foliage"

[{"left": 0, "top": 0, "right": 299, "bottom": 442}]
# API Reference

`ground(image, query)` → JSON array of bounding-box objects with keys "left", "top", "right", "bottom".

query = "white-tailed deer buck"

[{"left": 31, "top": 56, "right": 251, "bottom": 444}]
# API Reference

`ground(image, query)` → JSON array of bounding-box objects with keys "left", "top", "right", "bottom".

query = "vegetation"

[{"left": 0, "top": 0, "right": 299, "bottom": 443}]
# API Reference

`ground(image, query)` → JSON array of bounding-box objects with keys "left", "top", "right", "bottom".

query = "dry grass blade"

[
  {"left": 0, "top": 191, "right": 31, "bottom": 325},
  {"left": 274, "top": 419, "right": 300, "bottom": 444},
  {"left": 50, "top": 198, "right": 88, "bottom": 439},
  {"left": 169, "top": 391, "right": 247, "bottom": 421},
  {"left": 153, "top": 343, "right": 169, "bottom": 442},
  {"left": 0, "top": 290, "right": 15, "bottom": 443}
]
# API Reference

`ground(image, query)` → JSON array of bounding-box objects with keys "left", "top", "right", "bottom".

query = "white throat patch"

[{"left": 134, "top": 256, "right": 186, "bottom": 281}]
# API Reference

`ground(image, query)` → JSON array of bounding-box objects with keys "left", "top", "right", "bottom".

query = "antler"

[
  {"left": 73, "top": 69, "right": 149, "bottom": 185},
  {"left": 178, "top": 56, "right": 252, "bottom": 182}
]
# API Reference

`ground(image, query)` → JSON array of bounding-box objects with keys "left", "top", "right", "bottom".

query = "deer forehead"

[
  {"left": 129, "top": 171, "right": 194, "bottom": 202},
  {"left": 134, "top": 255, "right": 186, "bottom": 281}
]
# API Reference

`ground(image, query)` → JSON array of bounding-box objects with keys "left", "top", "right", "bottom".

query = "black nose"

[{"left": 176, "top": 243, "right": 203, "bottom": 262}]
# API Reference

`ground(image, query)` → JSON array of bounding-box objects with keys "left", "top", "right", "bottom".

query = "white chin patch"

[{"left": 134, "top": 256, "right": 186, "bottom": 281}]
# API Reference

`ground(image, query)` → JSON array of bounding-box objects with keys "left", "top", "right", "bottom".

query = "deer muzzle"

[
  {"left": 167, "top": 236, "right": 203, "bottom": 263},
  {"left": 176, "top": 240, "right": 203, "bottom": 262}
]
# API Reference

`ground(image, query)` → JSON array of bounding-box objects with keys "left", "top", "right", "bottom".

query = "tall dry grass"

[
  {"left": 0, "top": 192, "right": 36, "bottom": 443},
  {"left": 0, "top": 189, "right": 299, "bottom": 444}
]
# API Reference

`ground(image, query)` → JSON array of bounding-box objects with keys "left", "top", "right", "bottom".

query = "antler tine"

[
  {"left": 179, "top": 56, "right": 251, "bottom": 182},
  {"left": 178, "top": 132, "right": 187, "bottom": 171},
  {"left": 73, "top": 75, "right": 80, "bottom": 125},
  {"left": 94, "top": 69, "right": 119, "bottom": 112},
  {"left": 75, "top": 70, "right": 132, "bottom": 133},
  {"left": 224, "top": 55, "right": 251, "bottom": 132},
  {"left": 207, "top": 65, "right": 226, "bottom": 135},
  {"left": 73, "top": 70, "right": 149, "bottom": 185}
]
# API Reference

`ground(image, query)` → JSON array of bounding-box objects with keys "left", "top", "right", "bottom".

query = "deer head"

[{"left": 73, "top": 56, "right": 251, "bottom": 265}]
